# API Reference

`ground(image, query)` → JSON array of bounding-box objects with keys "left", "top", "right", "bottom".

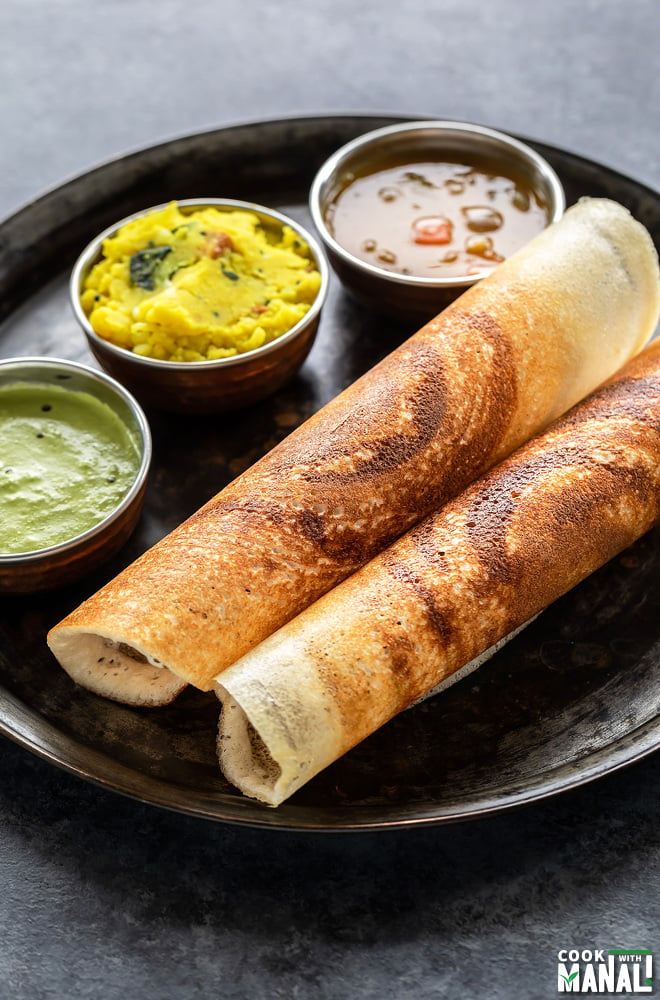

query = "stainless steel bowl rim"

[
  {"left": 70, "top": 198, "right": 330, "bottom": 371},
  {"left": 309, "top": 120, "right": 566, "bottom": 289},
  {"left": 0, "top": 356, "right": 152, "bottom": 564}
]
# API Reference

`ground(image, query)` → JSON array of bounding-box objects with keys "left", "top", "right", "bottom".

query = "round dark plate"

[{"left": 1, "top": 115, "right": 659, "bottom": 831}]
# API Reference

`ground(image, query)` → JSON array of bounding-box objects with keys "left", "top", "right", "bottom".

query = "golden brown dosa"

[
  {"left": 47, "top": 199, "right": 660, "bottom": 704},
  {"left": 216, "top": 341, "right": 660, "bottom": 805}
]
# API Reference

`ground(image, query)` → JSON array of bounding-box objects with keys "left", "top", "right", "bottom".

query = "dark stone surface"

[
  {"left": 1, "top": 735, "right": 660, "bottom": 999},
  {"left": 1, "top": 2, "right": 660, "bottom": 997}
]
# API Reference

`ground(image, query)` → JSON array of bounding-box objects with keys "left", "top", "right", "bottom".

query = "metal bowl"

[
  {"left": 309, "top": 120, "right": 565, "bottom": 324},
  {"left": 0, "top": 357, "right": 151, "bottom": 594},
  {"left": 70, "top": 199, "right": 329, "bottom": 413}
]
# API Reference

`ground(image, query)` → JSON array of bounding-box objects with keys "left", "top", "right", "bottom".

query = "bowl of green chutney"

[{"left": 0, "top": 357, "right": 151, "bottom": 593}]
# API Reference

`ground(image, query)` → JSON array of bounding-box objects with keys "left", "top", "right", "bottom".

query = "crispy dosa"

[
  {"left": 47, "top": 198, "right": 660, "bottom": 705},
  {"left": 216, "top": 341, "right": 660, "bottom": 805}
]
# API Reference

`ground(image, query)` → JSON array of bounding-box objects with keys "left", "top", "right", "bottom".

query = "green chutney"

[{"left": 0, "top": 381, "right": 141, "bottom": 554}]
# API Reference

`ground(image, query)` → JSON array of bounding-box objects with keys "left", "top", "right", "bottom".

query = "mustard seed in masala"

[{"left": 81, "top": 202, "right": 322, "bottom": 362}]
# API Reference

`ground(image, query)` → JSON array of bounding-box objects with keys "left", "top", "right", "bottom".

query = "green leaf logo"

[{"left": 560, "top": 972, "right": 579, "bottom": 985}]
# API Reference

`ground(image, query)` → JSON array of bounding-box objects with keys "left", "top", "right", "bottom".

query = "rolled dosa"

[
  {"left": 216, "top": 341, "right": 660, "bottom": 805},
  {"left": 47, "top": 198, "right": 660, "bottom": 705}
]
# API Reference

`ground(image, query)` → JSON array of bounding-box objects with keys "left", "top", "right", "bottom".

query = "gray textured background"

[{"left": 1, "top": 1, "right": 660, "bottom": 997}]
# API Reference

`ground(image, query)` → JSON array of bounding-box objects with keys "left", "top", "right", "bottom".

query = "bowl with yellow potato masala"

[
  {"left": 70, "top": 199, "right": 329, "bottom": 413},
  {"left": 309, "top": 120, "right": 565, "bottom": 323}
]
